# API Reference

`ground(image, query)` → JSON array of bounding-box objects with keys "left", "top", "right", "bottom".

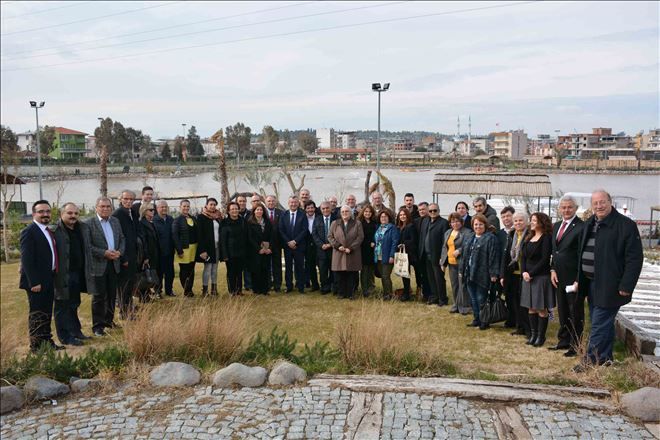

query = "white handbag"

[{"left": 393, "top": 244, "right": 410, "bottom": 278}]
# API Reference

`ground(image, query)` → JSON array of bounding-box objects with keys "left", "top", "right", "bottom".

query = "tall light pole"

[
  {"left": 371, "top": 83, "right": 389, "bottom": 182},
  {"left": 181, "top": 123, "right": 187, "bottom": 162},
  {"left": 29, "top": 101, "right": 45, "bottom": 199}
]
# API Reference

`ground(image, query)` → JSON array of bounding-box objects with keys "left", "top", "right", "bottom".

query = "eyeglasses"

[
  {"left": 428, "top": 209, "right": 438, "bottom": 213},
  {"left": 146, "top": 208, "right": 155, "bottom": 212}
]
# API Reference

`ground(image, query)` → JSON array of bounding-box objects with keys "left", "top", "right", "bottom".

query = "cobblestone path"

[{"left": 2, "top": 383, "right": 657, "bottom": 439}]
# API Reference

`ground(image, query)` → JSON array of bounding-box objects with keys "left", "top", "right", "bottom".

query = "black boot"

[
  {"left": 526, "top": 314, "right": 538, "bottom": 345},
  {"left": 211, "top": 284, "right": 218, "bottom": 296},
  {"left": 201, "top": 286, "right": 208, "bottom": 297},
  {"left": 534, "top": 315, "right": 549, "bottom": 347}
]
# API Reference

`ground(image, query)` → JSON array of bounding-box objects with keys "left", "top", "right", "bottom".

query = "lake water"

[{"left": 14, "top": 168, "right": 660, "bottom": 219}]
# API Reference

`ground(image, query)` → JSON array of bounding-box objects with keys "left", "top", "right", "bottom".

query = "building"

[
  {"left": 85, "top": 136, "right": 97, "bottom": 158},
  {"left": 490, "top": 130, "right": 528, "bottom": 159},
  {"left": 316, "top": 128, "right": 335, "bottom": 149},
  {"left": 528, "top": 134, "right": 557, "bottom": 157},
  {"left": 390, "top": 139, "right": 414, "bottom": 151},
  {"left": 50, "top": 127, "right": 88, "bottom": 159},
  {"left": 570, "top": 128, "right": 634, "bottom": 159},
  {"left": 16, "top": 131, "right": 36, "bottom": 152},
  {"left": 335, "top": 131, "right": 357, "bottom": 149},
  {"left": 636, "top": 129, "right": 660, "bottom": 160},
  {"left": 568, "top": 130, "right": 600, "bottom": 158},
  {"left": 456, "top": 136, "right": 489, "bottom": 156}
]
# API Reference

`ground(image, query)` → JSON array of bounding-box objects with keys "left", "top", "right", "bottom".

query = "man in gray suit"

[{"left": 84, "top": 196, "right": 125, "bottom": 336}]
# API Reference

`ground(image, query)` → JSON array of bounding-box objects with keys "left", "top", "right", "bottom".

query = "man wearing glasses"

[
  {"left": 418, "top": 203, "right": 449, "bottom": 306},
  {"left": 20, "top": 200, "right": 64, "bottom": 352}
]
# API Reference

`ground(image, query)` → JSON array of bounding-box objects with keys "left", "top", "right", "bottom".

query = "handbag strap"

[{"left": 397, "top": 244, "right": 406, "bottom": 254}]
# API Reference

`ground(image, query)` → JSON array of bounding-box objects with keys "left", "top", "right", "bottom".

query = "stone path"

[
  {"left": 619, "top": 262, "right": 660, "bottom": 356},
  {"left": 2, "top": 379, "right": 658, "bottom": 440}
]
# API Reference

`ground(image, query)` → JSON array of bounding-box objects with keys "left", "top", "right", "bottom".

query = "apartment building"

[{"left": 490, "top": 130, "right": 528, "bottom": 159}]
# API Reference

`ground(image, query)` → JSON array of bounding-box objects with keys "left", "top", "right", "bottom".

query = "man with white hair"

[
  {"left": 548, "top": 195, "right": 584, "bottom": 356},
  {"left": 371, "top": 192, "right": 385, "bottom": 213},
  {"left": 574, "top": 190, "right": 643, "bottom": 372}
]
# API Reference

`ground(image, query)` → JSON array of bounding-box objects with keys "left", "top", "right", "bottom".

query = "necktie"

[
  {"left": 324, "top": 217, "right": 329, "bottom": 240},
  {"left": 290, "top": 212, "right": 295, "bottom": 235},
  {"left": 557, "top": 221, "right": 569, "bottom": 242},
  {"left": 270, "top": 210, "right": 274, "bottom": 223},
  {"left": 47, "top": 229, "right": 59, "bottom": 272}
]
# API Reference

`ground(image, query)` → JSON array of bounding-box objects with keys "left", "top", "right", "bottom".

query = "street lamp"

[
  {"left": 29, "top": 101, "right": 45, "bottom": 199},
  {"left": 181, "top": 123, "right": 187, "bottom": 162},
  {"left": 372, "top": 83, "right": 390, "bottom": 180}
]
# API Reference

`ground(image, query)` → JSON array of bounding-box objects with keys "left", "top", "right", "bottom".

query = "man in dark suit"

[
  {"left": 131, "top": 185, "right": 154, "bottom": 219},
  {"left": 84, "top": 197, "right": 124, "bottom": 336},
  {"left": 312, "top": 201, "right": 336, "bottom": 294},
  {"left": 265, "top": 195, "right": 283, "bottom": 292},
  {"left": 20, "top": 200, "right": 63, "bottom": 352},
  {"left": 413, "top": 202, "right": 430, "bottom": 298},
  {"left": 418, "top": 203, "right": 449, "bottom": 305},
  {"left": 53, "top": 203, "right": 89, "bottom": 346},
  {"left": 303, "top": 201, "right": 320, "bottom": 291},
  {"left": 548, "top": 195, "right": 584, "bottom": 356},
  {"left": 279, "top": 196, "right": 307, "bottom": 293},
  {"left": 112, "top": 190, "right": 140, "bottom": 321},
  {"left": 403, "top": 193, "right": 420, "bottom": 220},
  {"left": 574, "top": 190, "right": 643, "bottom": 371},
  {"left": 153, "top": 199, "right": 175, "bottom": 296}
]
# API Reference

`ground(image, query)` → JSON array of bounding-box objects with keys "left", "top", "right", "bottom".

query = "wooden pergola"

[{"left": 432, "top": 172, "right": 554, "bottom": 212}]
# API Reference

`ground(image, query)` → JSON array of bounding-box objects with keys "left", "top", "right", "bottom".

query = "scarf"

[{"left": 509, "top": 228, "right": 527, "bottom": 266}]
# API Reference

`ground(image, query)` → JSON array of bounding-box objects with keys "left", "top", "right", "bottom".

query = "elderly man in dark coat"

[
  {"left": 418, "top": 203, "right": 449, "bottom": 306},
  {"left": 574, "top": 190, "right": 643, "bottom": 371}
]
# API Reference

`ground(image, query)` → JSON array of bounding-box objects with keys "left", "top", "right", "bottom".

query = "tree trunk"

[
  {"left": 211, "top": 129, "right": 230, "bottom": 210},
  {"left": 99, "top": 144, "right": 108, "bottom": 197},
  {"left": 363, "top": 170, "right": 372, "bottom": 204}
]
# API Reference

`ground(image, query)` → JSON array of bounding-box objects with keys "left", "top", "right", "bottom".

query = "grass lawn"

[{"left": 1, "top": 261, "right": 656, "bottom": 392}]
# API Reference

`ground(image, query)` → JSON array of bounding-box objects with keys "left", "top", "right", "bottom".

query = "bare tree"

[
  {"left": 0, "top": 148, "right": 20, "bottom": 262},
  {"left": 211, "top": 129, "right": 230, "bottom": 209},
  {"left": 281, "top": 165, "right": 305, "bottom": 197}
]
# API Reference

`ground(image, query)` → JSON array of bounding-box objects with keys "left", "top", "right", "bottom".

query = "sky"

[{"left": 1, "top": 1, "right": 658, "bottom": 139}]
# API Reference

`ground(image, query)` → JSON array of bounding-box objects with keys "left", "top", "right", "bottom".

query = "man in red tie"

[
  {"left": 549, "top": 195, "right": 584, "bottom": 356},
  {"left": 19, "top": 200, "right": 64, "bottom": 352},
  {"left": 265, "top": 195, "right": 283, "bottom": 292}
]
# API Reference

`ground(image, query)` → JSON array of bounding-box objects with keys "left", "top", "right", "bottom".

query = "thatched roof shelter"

[{"left": 432, "top": 172, "right": 553, "bottom": 198}]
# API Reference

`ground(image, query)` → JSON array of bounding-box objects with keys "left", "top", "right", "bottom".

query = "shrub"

[
  {"left": 1, "top": 345, "right": 131, "bottom": 385},
  {"left": 242, "top": 327, "right": 297, "bottom": 365},
  {"left": 123, "top": 297, "right": 250, "bottom": 365},
  {"left": 296, "top": 341, "right": 341, "bottom": 375}
]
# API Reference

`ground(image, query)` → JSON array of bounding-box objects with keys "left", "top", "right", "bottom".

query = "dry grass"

[
  {"left": 2, "top": 261, "right": 657, "bottom": 391},
  {"left": 123, "top": 296, "right": 251, "bottom": 365}
]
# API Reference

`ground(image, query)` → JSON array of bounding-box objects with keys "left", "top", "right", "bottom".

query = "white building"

[
  {"left": 336, "top": 131, "right": 356, "bottom": 149},
  {"left": 16, "top": 131, "right": 36, "bottom": 152},
  {"left": 316, "top": 128, "right": 335, "bottom": 149}
]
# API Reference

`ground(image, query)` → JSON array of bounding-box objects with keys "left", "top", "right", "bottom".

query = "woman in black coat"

[
  {"left": 246, "top": 202, "right": 273, "bottom": 295},
  {"left": 221, "top": 201, "right": 248, "bottom": 296},
  {"left": 520, "top": 212, "right": 554, "bottom": 347},
  {"left": 138, "top": 202, "right": 161, "bottom": 302},
  {"left": 396, "top": 207, "right": 417, "bottom": 301},
  {"left": 196, "top": 198, "right": 223, "bottom": 296},
  {"left": 358, "top": 204, "right": 378, "bottom": 297}
]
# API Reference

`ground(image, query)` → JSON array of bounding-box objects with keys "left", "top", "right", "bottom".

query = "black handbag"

[
  {"left": 480, "top": 283, "right": 508, "bottom": 324},
  {"left": 136, "top": 265, "right": 159, "bottom": 292}
]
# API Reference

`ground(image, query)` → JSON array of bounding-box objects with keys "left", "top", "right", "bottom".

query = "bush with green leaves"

[
  {"left": 241, "top": 327, "right": 297, "bottom": 365},
  {"left": 1, "top": 345, "right": 131, "bottom": 385}
]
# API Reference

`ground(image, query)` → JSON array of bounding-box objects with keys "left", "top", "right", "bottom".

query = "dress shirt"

[
  {"left": 556, "top": 215, "right": 577, "bottom": 240},
  {"left": 306, "top": 215, "right": 315, "bottom": 234},
  {"left": 97, "top": 214, "right": 115, "bottom": 250}
]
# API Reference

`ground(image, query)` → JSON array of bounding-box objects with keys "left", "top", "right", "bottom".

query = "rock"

[
  {"left": 149, "top": 362, "right": 200, "bottom": 387},
  {"left": 621, "top": 387, "right": 660, "bottom": 422},
  {"left": 213, "top": 363, "right": 268, "bottom": 388},
  {"left": 70, "top": 379, "right": 104, "bottom": 393},
  {"left": 24, "top": 376, "right": 69, "bottom": 400},
  {"left": 268, "top": 360, "right": 307, "bottom": 386},
  {"left": 1, "top": 386, "right": 25, "bottom": 414}
]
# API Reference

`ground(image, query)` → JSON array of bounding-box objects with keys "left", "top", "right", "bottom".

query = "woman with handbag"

[
  {"left": 441, "top": 212, "right": 473, "bottom": 314},
  {"left": 373, "top": 209, "right": 400, "bottom": 300},
  {"left": 396, "top": 207, "right": 417, "bottom": 301},
  {"left": 358, "top": 204, "right": 377, "bottom": 297},
  {"left": 221, "top": 201, "right": 248, "bottom": 296},
  {"left": 520, "top": 212, "right": 554, "bottom": 347},
  {"left": 196, "top": 198, "right": 223, "bottom": 297},
  {"left": 138, "top": 202, "right": 161, "bottom": 302},
  {"left": 459, "top": 214, "right": 500, "bottom": 330},
  {"left": 172, "top": 199, "right": 198, "bottom": 297},
  {"left": 247, "top": 202, "right": 273, "bottom": 295},
  {"left": 328, "top": 205, "right": 364, "bottom": 299}
]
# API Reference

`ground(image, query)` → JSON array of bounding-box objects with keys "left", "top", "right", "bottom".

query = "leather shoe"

[
  {"left": 75, "top": 333, "right": 92, "bottom": 340},
  {"left": 467, "top": 320, "right": 480, "bottom": 327},
  {"left": 564, "top": 348, "right": 577, "bottom": 357},
  {"left": 547, "top": 344, "right": 570, "bottom": 351},
  {"left": 65, "top": 338, "right": 84, "bottom": 347},
  {"left": 510, "top": 329, "right": 526, "bottom": 336},
  {"left": 93, "top": 330, "right": 106, "bottom": 337},
  {"left": 286, "top": 288, "right": 293, "bottom": 293}
]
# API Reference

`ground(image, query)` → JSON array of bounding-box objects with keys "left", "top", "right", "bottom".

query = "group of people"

[{"left": 20, "top": 184, "right": 643, "bottom": 372}]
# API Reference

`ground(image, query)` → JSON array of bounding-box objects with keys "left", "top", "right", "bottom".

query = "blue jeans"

[
  {"left": 467, "top": 281, "right": 488, "bottom": 324},
  {"left": 586, "top": 281, "right": 620, "bottom": 364}
]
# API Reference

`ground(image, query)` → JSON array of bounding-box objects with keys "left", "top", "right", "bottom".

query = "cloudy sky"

[{"left": 1, "top": 1, "right": 658, "bottom": 139}]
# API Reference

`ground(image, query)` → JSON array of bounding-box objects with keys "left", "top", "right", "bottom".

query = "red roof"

[
  {"left": 317, "top": 148, "right": 372, "bottom": 154},
  {"left": 54, "top": 127, "right": 87, "bottom": 135}
]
